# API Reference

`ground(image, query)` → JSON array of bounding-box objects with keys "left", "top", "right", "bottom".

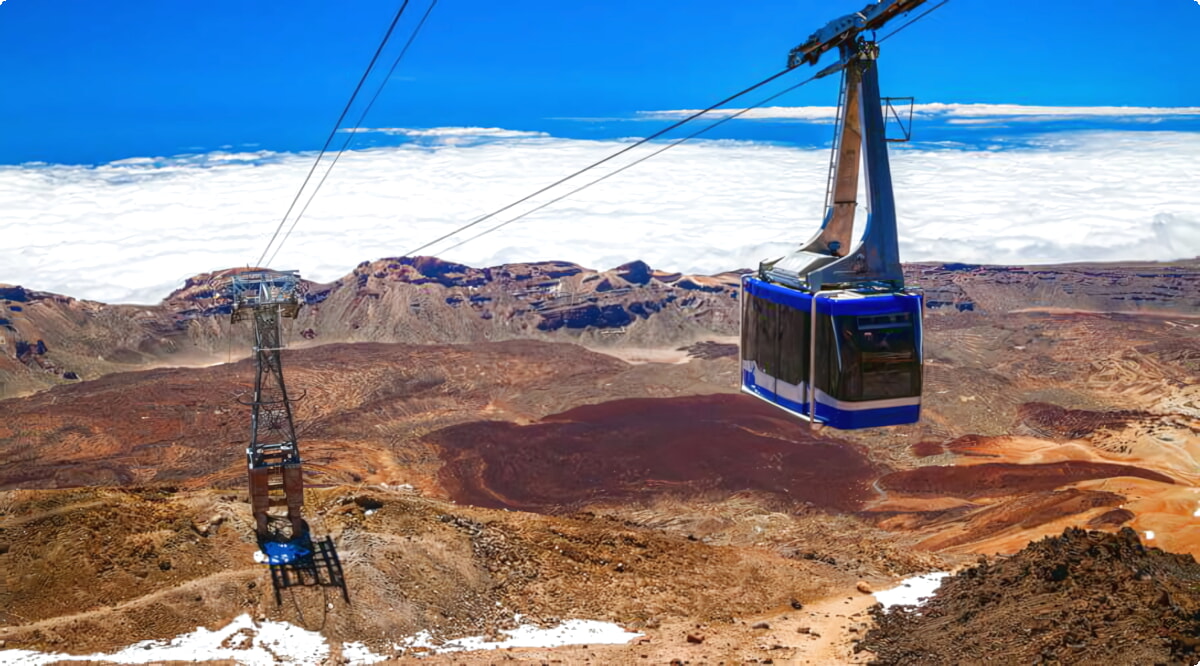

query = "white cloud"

[
  {"left": 638, "top": 105, "right": 841, "bottom": 121},
  {"left": 340, "top": 126, "right": 549, "bottom": 139},
  {"left": 336, "top": 126, "right": 552, "bottom": 148},
  {"left": 641, "top": 103, "right": 1200, "bottom": 122},
  {"left": 916, "top": 103, "right": 1200, "bottom": 119},
  {"left": 1, "top": 128, "right": 1198, "bottom": 303}
]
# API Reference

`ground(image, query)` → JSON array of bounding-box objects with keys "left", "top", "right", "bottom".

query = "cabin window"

[
  {"left": 777, "top": 307, "right": 809, "bottom": 385},
  {"left": 753, "top": 297, "right": 779, "bottom": 375},
  {"left": 827, "top": 312, "right": 921, "bottom": 401}
]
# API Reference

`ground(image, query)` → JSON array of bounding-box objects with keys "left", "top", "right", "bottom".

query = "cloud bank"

[
  {"left": 1, "top": 128, "right": 1197, "bottom": 303},
  {"left": 640, "top": 103, "right": 1200, "bottom": 123},
  {"left": 340, "top": 126, "right": 551, "bottom": 142}
]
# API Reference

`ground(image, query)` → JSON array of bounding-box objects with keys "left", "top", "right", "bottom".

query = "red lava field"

[
  {"left": 877, "top": 460, "right": 1175, "bottom": 499},
  {"left": 433, "top": 394, "right": 879, "bottom": 513}
]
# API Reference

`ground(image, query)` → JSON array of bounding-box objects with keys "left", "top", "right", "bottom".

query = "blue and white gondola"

[
  {"left": 740, "top": 276, "right": 922, "bottom": 429},
  {"left": 739, "top": 3, "right": 931, "bottom": 430}
]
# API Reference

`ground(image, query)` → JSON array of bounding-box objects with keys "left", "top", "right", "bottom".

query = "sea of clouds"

[
  {"left": 1, "top": 124, "right": 1198, "bottom": 304},
  {"left": 640, "top": 102, "right": 1200, "bottom": 123}
]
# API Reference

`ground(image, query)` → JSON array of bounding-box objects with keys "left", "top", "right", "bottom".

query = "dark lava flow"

[
  {"left": 431, "top": 394, "right": 878, "bottom": 513},
  {"left": 879, "top": 460, "right": 1174, "bottom": 499}
]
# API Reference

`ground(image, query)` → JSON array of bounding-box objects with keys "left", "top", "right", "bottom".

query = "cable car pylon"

[
  {"left": 741, "top": 0, "right": 928, "bottom": 429},
  {"left": 227, "top": 270, "right": 307, "bottom": 539}
]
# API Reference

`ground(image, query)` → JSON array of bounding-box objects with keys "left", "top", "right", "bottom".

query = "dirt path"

[
  {"left": 789, "top": 591, "right": 881, "bottom": 664},
  {"left": 0, "top": 568, "right": 255, "bottom": 635},
  {"left": 403, "top": 583, "right": 884, "bottom": 664},
  {"left": 587, "top": 347, "right": 695, "bottom": 365}
]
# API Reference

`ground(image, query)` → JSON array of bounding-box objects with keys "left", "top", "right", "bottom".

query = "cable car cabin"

[
  {"left": 738, "top": 2, "right": 936, "bottom": 427},
  {"left": 740, "top": 275, "right": 922, "bottom": 429}
]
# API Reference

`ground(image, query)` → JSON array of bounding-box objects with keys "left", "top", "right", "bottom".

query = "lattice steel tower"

[{"left": 230, "top": 270, "right": 306, "bottom": 538}]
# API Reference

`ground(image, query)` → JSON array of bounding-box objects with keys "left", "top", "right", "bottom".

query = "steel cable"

[
  {"left": 433, "top": 74, "right": 822, "bottom": 256},
  {"left": 265, "top": 0, "right": 441, "bottom": 268},
  {"left": 401, "top": 67, "right": 796, "bottom": 257},
  {"left": 877, "top": 0, "right": 952, "bottom": 43},
  {"left": 256, "top": 0, "right": 414, "bottom": 267},
  {"left": 418, "top": 1, "right": 953, "bottom": 257}
]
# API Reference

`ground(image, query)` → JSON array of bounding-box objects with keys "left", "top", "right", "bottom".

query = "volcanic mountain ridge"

[{"left": 2, "top": 256, "right": 1197, "bottom": 399}]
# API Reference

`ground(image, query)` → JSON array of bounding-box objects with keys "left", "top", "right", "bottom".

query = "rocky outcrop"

[{"left": 864, "top": 527, "right": 1200, "bottom": 665}]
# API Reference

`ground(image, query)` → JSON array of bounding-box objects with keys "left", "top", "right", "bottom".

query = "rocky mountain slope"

[
  {"left": 2, "top": 257, "right": 1197, "bottom": 399},
  {"left": 0, "top": 484, "right": 943, "bottom": 663}
]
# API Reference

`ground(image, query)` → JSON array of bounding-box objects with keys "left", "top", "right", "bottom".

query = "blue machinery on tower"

[
  {"left": 740, "top": 0, "right": 928, "bottom": 429},
  {"left": 229, "top": 270, "right": 307, "bottom": 538}
]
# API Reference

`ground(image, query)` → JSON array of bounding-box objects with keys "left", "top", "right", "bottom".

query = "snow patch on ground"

[
  {"left": 0, "top": 615, "right": 639, "bottom": 664},
  {"left": 0, "top": 614, "right": 329, "bottom": 665},
  {"left": 874, "top": 572, "right": 951, "bottom": 612},
  {"left": 398, "top": 616, "right": 642, "bottom": 655},
  {"left": 341, "top": 641, "right": 388, "bottom": 664}
]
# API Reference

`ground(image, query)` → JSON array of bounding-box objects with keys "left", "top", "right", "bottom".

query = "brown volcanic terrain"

[
  {"left": 0, "top": 340, "right": 735, "bottom": 493},
  {"left": 0, "top": 258, "right": 744, "bottom": 399},
  {"left": 2, "top": 257, "right": 1197, "bottom": 399},
  {"left": 3, "top": 485, "right": 930, "bottom": 663},
  {"left": 1, "top": 257, "right": 1199, "bottom": 663}
]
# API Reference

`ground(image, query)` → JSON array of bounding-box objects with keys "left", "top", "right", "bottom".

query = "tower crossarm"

[
  {"left": 229, "top": 270, "right": 302, "bottom": 323},
  {"left": 787, "top": 0, "right": 926, "bottom": 69}
]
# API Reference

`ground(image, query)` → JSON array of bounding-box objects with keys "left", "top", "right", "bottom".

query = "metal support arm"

[{"left": 763, "top": 39, "right": 904, "bottom": 291}]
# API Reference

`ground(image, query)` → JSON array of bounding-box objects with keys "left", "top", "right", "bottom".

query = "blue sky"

[
  {"left": 2, "top": 0, "right": 1198, "bottom": 165},
  {"left": 1, "top": 1, "right": 1199, "bottom": 299}
]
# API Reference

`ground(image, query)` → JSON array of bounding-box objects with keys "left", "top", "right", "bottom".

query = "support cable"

[
  {"left": 877, "top": 0, "right": 951, "bottom": 43},
  {"left": 265, "top": 0, "right": 440, "bottom": 268},
  {"left": 256, "top": 0, "right": 414, "bottom": 268},
  {"left": 418, "top": 2, "right": 953, "bottom": 258},
  {"left": 431, "top": 74, "right": 821, "bottom": 257},
  {"left": 262, "top": 0, "right": 949, "bottom": 264},
  {"left": 402, "top": 67, "right": 796, "bottom": 257}
]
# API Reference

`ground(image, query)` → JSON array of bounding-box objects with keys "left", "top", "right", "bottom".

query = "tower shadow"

[{"left": 258, "top": 519, "right": 350, "bottom": 606}]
